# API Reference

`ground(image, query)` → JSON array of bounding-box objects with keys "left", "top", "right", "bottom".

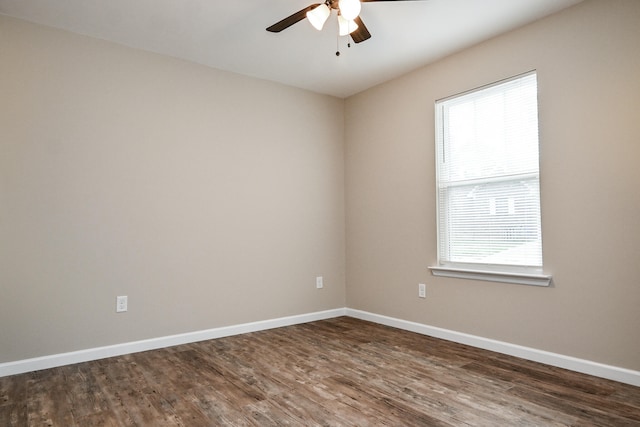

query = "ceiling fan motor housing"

[{"left": 266, "top": 0, "right": 426, "bottom": 43}]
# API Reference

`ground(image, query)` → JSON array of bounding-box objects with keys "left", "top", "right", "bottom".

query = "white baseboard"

[
  {"left": 346, "top": 308, "right": 640, "bottom": 387},
  {"left": 0, "top": 308, "right": 347, "bottom": 378},
  {"left": 3, "top": 307, "right": 639, "bottom": 388}
]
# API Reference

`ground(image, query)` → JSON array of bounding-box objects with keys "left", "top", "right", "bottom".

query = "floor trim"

[
  {"left": 0, "top": 308, "right": 346, "bottom": 378},
  {"left": 346, "top": 308, "right": 640, "bottom": 387},
  {"left": 3, "top": 307, "right": 639, "bottom": 387}
]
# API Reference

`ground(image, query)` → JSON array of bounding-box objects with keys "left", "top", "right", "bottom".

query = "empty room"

[{"left": 1, "top": 0, "right": 639, "bottom": 425}]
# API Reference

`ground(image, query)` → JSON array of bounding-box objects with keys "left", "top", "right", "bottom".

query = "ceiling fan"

[{"left": 266, "top": 0, "right": 425, "bottom": 45}]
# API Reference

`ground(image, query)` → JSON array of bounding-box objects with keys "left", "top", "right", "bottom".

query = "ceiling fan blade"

[
  {"left": 266, "top": 4, "right": 321, "bottom": 32},
  {"left": 350, "top": 16, "right": 371, "bottom": 43}
]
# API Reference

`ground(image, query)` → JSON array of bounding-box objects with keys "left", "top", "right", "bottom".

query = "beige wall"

[
  {"left": 0, "top": 15, "right": 346, "bottom": 363},
  {"left": 3, "top": 0, "right": 639, "bottom": 374},
  {"left": 345, "top": 0, "right": 640, "bottom": 371}
]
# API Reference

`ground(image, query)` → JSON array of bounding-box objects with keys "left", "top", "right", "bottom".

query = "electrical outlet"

[
  {"left": 316, "top": 276, "right": 324, "bottom": 289},
  {"left": 418, "top": 283, "right": 426, "bottom": 298},
  {"left": 116, "top": 295, "right": 128, "bottom": 312}
]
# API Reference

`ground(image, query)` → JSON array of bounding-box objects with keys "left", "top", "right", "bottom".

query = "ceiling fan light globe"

[
  {"left": 306, "top": 4, "right": 331, "bottom": 31},
  {"left": 339, "top": 0, "right": 361, "bottom": 21},
  {"left": 338, "top": 15, "right": 359, "bottom": 36}
]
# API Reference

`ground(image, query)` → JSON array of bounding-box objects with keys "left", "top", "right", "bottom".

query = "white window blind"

[{"left": 435, "top": 72, "right": 543, "bottom": 272}]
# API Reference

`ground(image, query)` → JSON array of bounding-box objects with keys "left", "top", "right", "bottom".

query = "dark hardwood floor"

[{"left": 1, "top": 317, "right": 639, "bottom": 426}]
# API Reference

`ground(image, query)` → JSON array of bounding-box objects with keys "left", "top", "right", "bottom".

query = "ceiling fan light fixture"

[
  {"left": 338, "top": 14, "right": 358, "bottom": 36},
  {"left": 338, "top": 0, "right": 361, "bottom": 21},
  {"left": 306, "top": 4, "right": 331, "bottom": 31}
]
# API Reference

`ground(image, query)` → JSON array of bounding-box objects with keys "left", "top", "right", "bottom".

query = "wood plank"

[
  {"left": 0, "top": 374, "right": 27, "bottom": 426},
  {"left": 26, "top": 369, "right": 78, "bottom": 426}
]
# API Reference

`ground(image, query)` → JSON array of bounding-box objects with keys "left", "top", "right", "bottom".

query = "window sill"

[{"left": 428, "top": 266, "right": 551, "bottom": 287}]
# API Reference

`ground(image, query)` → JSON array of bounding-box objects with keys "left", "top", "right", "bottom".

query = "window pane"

[
  {"left": 439, "top": 178, "right": 542, "bottom": 266},
  {"left": 442, "top": 75, "right": 539, "bottom": 183},
  {"left": 436, "top": 72, "right": 542, "bottom": 270}
]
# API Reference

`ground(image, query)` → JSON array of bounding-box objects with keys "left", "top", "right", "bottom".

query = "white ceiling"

[{"left": 0, "top": 0, "right": 583, "bottom": 98}]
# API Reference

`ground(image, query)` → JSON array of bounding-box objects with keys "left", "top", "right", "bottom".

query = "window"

[{"left": 430, "top": 72, "right": 550, "bottom": 286}]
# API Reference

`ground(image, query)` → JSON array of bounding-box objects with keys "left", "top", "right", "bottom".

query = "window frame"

[{"left": 429, "top": 71, "right": 551, "bottom": 287}]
